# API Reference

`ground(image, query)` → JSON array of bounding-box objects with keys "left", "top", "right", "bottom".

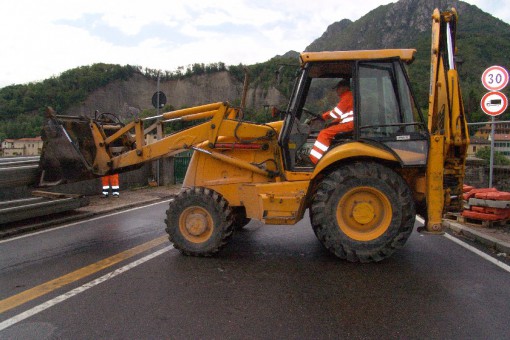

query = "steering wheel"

[{"left": 302, "top": 107, "right": 321, "bottom": 119}]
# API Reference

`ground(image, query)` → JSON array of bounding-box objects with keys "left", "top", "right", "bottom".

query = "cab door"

[{"left": 356, "top": 60, "right": 429, "bottom": 166}]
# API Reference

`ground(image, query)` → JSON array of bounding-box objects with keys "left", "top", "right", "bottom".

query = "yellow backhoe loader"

[{"left": 38, "top": 8, "right": 468, "bottom": 262}]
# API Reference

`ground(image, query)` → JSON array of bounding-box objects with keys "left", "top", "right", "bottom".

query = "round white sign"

[
  {"left": 481, "top": 66, "right": 509, "bottom": 91},
  {"left": 480, "top": 91, "right": 508, "bottom": 116}
]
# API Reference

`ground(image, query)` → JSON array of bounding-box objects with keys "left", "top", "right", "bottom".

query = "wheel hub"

[
  {"left": 185, "top": 213, "right": 208, "bottom": 236},
  {"left": 179, "top": 206, "right": 214, "bottom": 243},
  {"left": 336, "top": 186, "right": 392, "bottom": 241},
  {"left": 352, "top": 202, "right": 375, "bottom": 224}
]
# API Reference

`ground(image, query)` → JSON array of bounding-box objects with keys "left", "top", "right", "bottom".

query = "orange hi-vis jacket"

[{"left": 310, "top": 91, "right": 354, "bottom": 164}]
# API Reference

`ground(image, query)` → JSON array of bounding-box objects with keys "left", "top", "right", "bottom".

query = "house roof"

[
  {"left": 469, "top": 136, "right": 490, "bottom": 144},
  {"left": 493, "top": 134, "right": 510, "bottom": 141},
  {"left": 17, "top": 137, "right": 42, "bottom": 142}
]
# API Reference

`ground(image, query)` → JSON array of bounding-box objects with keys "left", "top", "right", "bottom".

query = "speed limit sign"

[{"left": 481, "top": 66, "right": 509, "bottom": 91}]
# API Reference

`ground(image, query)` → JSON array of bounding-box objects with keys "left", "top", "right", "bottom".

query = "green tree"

[{"left": 475, "top": 147, "right": 510, "bottom": 165}]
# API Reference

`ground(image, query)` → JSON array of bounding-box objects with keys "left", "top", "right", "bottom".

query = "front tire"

[
  {"left": 165, "top": 187, "right": 233, "bottom": 256},
  {"left": 310, "top": 162, "right": 415, "bottom": 263}
]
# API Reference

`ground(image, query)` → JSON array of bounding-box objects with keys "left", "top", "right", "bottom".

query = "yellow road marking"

[{"left": 0, "top": 235, "right": 167, "bottom": 314}]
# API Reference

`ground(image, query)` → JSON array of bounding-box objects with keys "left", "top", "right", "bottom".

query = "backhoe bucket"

[{"left": 38, "top": 113, "right": 98, "bottom": 186}]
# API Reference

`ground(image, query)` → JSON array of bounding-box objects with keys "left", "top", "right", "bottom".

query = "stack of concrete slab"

[
  {"left": 0, "top": 156, "right": 39, "bottom": 188},
  {"left": 462, "top": 186, "right": 510, "bottom": 223},
  {"left": 0, "top": 191, "right": 89, "bottom": 225}
]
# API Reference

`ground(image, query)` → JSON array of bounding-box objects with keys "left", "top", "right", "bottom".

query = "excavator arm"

[
  {"left": 39, "top": 102, "right": 279, "bottom": 186},
  {"left": 425, "top": 8, "right": 470, "bottom": 232}
]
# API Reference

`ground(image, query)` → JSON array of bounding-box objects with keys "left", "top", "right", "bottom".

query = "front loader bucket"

[{"left": 38, "top": 113, "right": 98, "bottom": 186}]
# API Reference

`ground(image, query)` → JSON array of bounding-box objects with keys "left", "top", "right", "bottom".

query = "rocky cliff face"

[
  {"left": 67, "top": 71, "right": 287, "bottom": 119},
  {"left": 306, "top": 0, "right": 470, "bottom": 51}
]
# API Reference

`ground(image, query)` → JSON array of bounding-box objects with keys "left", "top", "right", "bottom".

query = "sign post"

[
  {"left": 151, "top": 73, "right": 167, "bottom": 186},
  {"left": 481, "top": 66, "right": 509, "bottom": 187}
]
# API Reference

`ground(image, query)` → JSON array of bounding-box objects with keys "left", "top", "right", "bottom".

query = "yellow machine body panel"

[
  {"left": 300, "top": 49, "right": 416, "bottom": 65},
  {"left": 311, "top": 143, "right": 399, "bottom": 178},
  {"left": 183, "top": 139, "right": 280, "bottom": 206},
  {"left": 238, "top": 181, "right": 309, "bottom": 224}
]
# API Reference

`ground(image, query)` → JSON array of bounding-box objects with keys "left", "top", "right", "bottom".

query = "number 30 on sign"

[{"left": 481, "top": 66, "right": 509, "bottom": 91}]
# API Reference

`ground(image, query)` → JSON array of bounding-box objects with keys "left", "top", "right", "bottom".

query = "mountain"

[
  {"left": 306, "top": 0, "right": 510, "bottom": 55},
  {"left": 1, "top": 0, "right": 510, "bottom": 139},
  {"left": 306, "top": 0, "right": 510, "bottom": 122}
]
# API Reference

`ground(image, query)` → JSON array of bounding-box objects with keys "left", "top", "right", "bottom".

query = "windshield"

[
  {"left": 358, "top": 61, "right": 426, "bottom": 137},
  {"left": 290, "top": 61, "right": 354, "bottom": 123},
  {"left": 358, "top": 60, "right": 428, "bottom": 165}
]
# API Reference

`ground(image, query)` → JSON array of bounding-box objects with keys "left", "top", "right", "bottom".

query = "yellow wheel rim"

[
  {"left": 179, "top": 206, "right": 214, "bottom": 243},
  {"left": 336, "top": 186, "right": 393, "bottom": 241}
]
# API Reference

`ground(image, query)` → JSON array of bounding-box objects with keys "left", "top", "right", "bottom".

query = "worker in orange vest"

[
  {"left": 101, "top": 174, "right": 120, "bottom": 198},
  {"left": 309, "top": 79, "right": 354, "bottom": 164}
]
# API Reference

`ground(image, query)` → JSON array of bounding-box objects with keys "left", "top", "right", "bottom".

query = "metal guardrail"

[
  {"left": 0, "top": 157, "right": 90, "bottom": 225},
  {"left": 0, "top": 192, "right": 90, "bottom": 225},
  {"left": 0, "top": 156, "right": 40, "bottom": 188},
  {"left": 0, "top": 165, "right": 39, "bottom": 188},
  {"left": 466, "top": 121, "right": 510, "bottom": 191},
  {"left": 0, "top": 156, "right": 40, "bottom": 163}
]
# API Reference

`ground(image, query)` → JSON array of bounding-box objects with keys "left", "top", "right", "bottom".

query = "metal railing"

[
  {"left": 466, "top": 120, "right": 510, "bottom": 191},
  {"left": 0, "top": 156, "right": 90, "bottom": 226},
  {"left": 0, "top": 156, "right": 40, "bottom": 188}
]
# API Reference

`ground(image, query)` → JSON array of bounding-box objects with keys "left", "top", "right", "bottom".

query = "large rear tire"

[
  {"left": 310, "top": 162, "right": 415, "bottom": 263},
  {"left": 165, "top": 187, "right": 233, "bottom": 256}
]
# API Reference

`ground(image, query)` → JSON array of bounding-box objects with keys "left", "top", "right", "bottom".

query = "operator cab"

[{"left": 279, "top": 50, "right": 429, "bottom": 172}]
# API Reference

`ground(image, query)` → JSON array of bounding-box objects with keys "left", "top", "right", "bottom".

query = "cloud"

[{"left": 0, "top": 0, "right": 508, "bottom": 88}]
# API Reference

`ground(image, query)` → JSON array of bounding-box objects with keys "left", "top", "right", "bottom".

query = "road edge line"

[{"left": 0, "top": 245, "right": 173, "bottom": 332}]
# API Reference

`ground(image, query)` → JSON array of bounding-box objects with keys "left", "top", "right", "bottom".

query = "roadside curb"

[
  {"left": 0, "top": 196, "right": 175, "bottom": 239},
  {"left": 443, "top": 219, "right": 510, "bottom": 255}
]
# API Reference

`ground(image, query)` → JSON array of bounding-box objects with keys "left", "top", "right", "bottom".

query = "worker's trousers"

[
  {"left": 101, "top": 174, "right": 120, "bottom": 197},
  {"left": 309, "top": 121, "right": 353, "bottom": 164}
]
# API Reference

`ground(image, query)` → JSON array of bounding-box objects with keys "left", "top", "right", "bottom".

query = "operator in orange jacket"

[{"left": 309, "top": 79, "right": 354, "bottom": 164}]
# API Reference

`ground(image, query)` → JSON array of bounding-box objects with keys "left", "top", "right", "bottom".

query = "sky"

[{"left": 0, "top": 0, "right": 508, "bottom": 88}]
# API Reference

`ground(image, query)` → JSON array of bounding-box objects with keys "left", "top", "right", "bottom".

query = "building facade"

[
  {"left": 1, "top": 137, "right": 43, "bottom": 156},
  {"left": 474, "top": 121, "right": 510, "bottom": 139},
  {"left": 472, "top": 120, "right": 510, "bottom": 159},
  {"left": 492, "top": 134, "right": 510, "bottom": 158},
  {"left": 466, "top": 136, "right": 490, "bottom": 157}
]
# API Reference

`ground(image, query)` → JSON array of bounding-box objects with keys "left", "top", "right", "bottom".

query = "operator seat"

[{"left": 331, "top": 131, "right": 353, "bottom": 145}]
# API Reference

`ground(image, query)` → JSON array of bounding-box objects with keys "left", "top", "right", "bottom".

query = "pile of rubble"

[{"left": 462, "top": 186, "right": 510, "bottom": 224}]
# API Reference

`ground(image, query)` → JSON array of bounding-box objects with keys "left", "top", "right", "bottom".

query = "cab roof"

[{"left": 300, "top": 49, "right": 416, "bottom": 66}]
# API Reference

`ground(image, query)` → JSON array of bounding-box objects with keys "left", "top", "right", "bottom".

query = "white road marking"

[
  {"left": 0, "top": 199, "right": 173, "bottom": 244},
  {"left": 443, "top": 233, "right": 510, "bottom": 273},
  {"left": 3, "top": 213, "right": 508, "bottom": 332},
  {"left": 0, "top": 245, "right": 173, "bottom": 332},
  {"left": 416, "top": 216, "right": 510, "bottom": 273}
]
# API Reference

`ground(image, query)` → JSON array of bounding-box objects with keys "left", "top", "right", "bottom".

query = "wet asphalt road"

[{"left": 1, "top": 201, "right": 509, "bottom": 339}]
